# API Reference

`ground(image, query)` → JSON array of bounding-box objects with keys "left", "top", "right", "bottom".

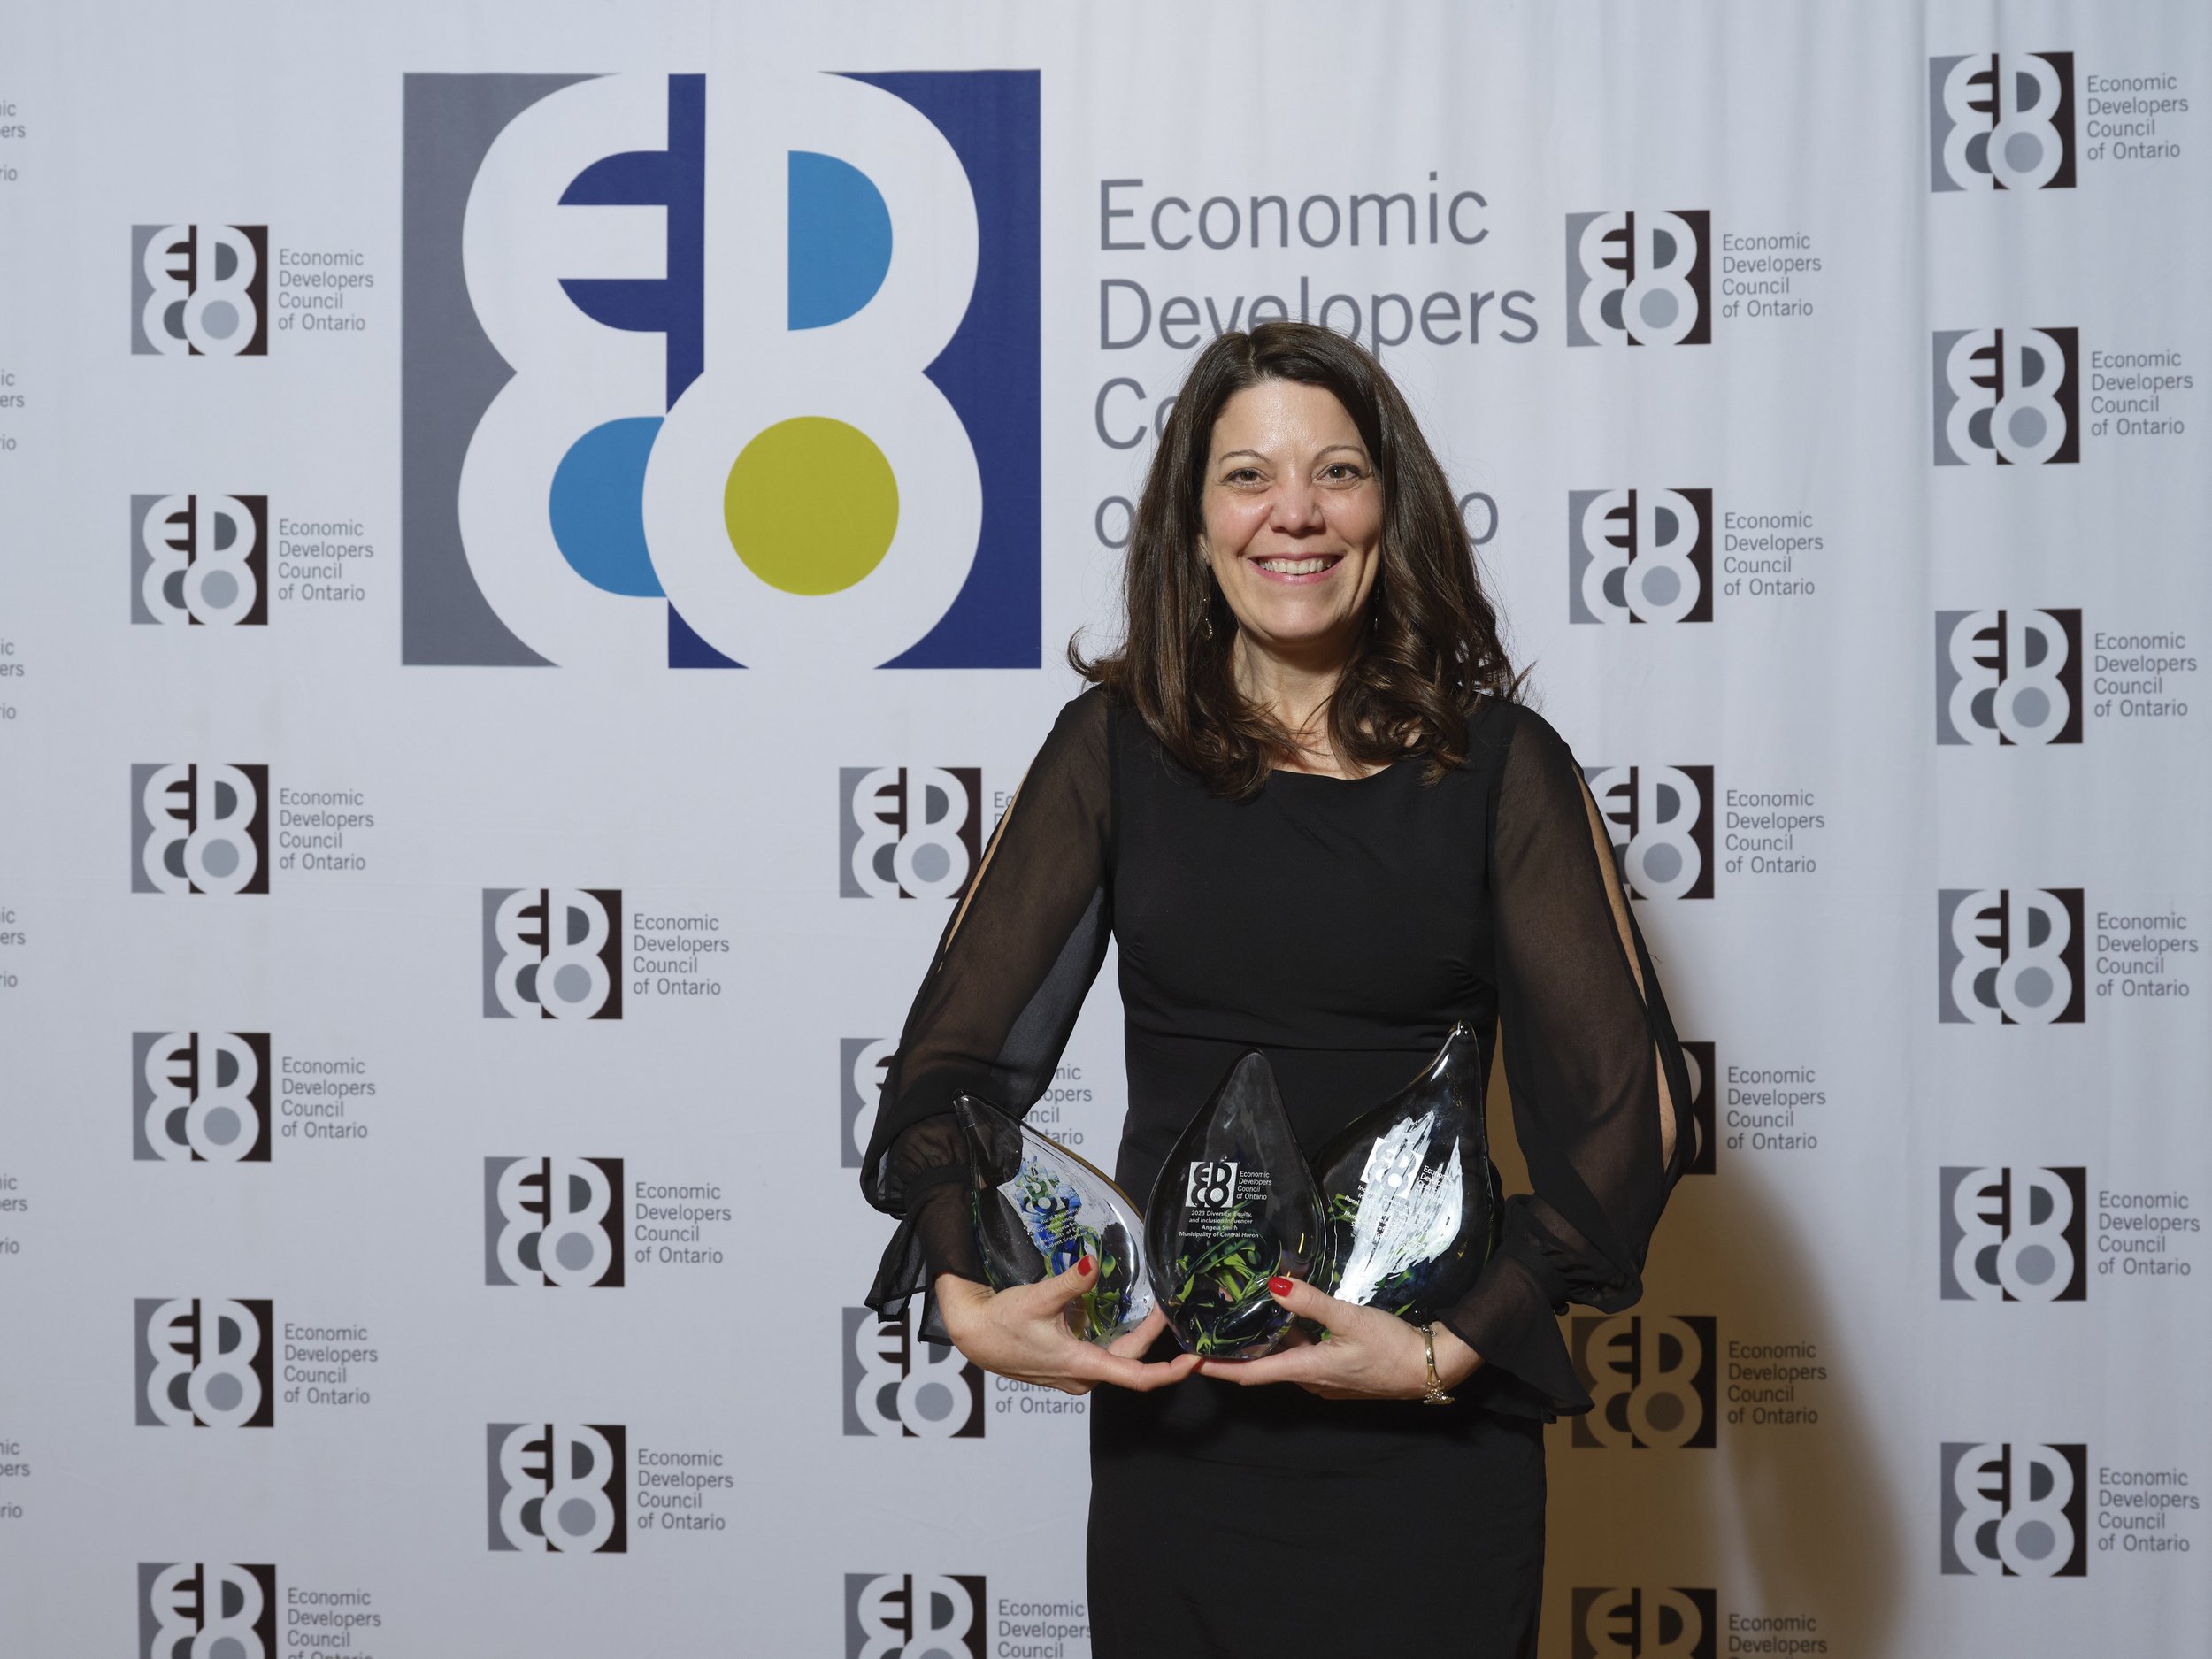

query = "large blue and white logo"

[{"left": 402, "top": 71, "right": 1039, "bottom": 670}]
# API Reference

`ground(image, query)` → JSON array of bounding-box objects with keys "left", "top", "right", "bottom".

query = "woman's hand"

[
  {"left": 933, "top": 1262, "right": 1201, "bottom": 1397},
  {"left": 1194, "top": 1276, "right": 1484, "bottom": 1400}
]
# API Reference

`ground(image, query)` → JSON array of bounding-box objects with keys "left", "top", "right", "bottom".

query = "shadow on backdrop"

[{"left": 1486, "top": 1046, "right": 1908, "bottom": 1657}]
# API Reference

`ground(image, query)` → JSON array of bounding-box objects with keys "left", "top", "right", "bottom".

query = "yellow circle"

[{"left": 723, "top": 417, "right": 899, "bottom": 595}]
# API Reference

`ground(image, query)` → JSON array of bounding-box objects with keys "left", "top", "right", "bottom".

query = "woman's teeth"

[{"left": 1256, "top": 556, "right": 1338, "bottom": 575}]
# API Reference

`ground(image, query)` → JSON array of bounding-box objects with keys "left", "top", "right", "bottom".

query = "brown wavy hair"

[{"left": 1074, "top": 321, "right": 1518, "bottom": 796}]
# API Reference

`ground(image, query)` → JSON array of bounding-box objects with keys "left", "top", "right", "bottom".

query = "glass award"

[
  {"left": 1145, "top": 1051, "right": 1324, "bottom": 1358},
  {"left": 1314, "top": 1023, "right": 1497, "bottom": 1318},
  {"left": 953, "top": 1094, "right": 1152, "bottom": 1347}
]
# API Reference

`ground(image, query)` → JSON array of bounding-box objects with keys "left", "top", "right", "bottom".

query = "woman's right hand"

[{"left": 933, "top": 1262, "right": 1199, "bottom": 1397}]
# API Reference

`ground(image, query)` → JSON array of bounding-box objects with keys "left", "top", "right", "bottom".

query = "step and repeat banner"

[{"left": 1, "top": 3, "right": 2207, "bottom": 1655}]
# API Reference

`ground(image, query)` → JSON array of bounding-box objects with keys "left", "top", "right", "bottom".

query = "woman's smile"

[{"left": 1248, "top": 551, "right": 1347, "bottom": 583}]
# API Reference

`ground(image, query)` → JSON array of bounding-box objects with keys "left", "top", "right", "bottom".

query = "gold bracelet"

[{"left": 1417, "top": 1323, "right": 1455, "bottom": 1406}]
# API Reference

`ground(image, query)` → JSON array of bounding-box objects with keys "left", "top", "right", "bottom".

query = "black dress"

[{"left": 861, "top": 688, "right": 1688, "bottom": 1659}]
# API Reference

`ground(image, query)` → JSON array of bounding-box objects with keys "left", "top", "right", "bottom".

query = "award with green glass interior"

[
  {"left": 953, "top": 1094, "right": 1152, "bottom": 1346},
  {"left": 1144, "top": 1051, "right": 1324, "bottom": 1358}
]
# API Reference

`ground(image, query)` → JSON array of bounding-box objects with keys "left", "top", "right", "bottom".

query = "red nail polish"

[
  {"left": 1268, "top": 1277, "right": 1294, "bottom": 1298},
  {"left": 1077, "top": 1257, "right": 1094, "bottom": 1278}
]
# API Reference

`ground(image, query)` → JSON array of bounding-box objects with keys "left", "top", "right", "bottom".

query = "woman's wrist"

[
  {"left": 930, "top": 1271, "right": 990, "bottom": 1337},
  {"left": 1428, "top": 1323, "right": 1482, "bottom": 1391}
]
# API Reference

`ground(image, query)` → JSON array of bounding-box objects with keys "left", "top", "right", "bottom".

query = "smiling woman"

[
  {"left": 1204, "top": 380, "right": 1385, "bottom": 650},
  {"left": 859, "top": 322, "right": 1687, "bottom": 1659},
  {"left": 1076, "top": 322, "right": 1520, "bottom": 792}
]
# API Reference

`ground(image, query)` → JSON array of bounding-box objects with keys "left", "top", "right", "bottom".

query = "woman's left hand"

[{"left": 1194, "top": 1276, "right": 1482, "bottom": 1400}]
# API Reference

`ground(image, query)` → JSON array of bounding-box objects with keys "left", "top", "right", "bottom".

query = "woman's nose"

[{"left": 1269, "top": 480, "right": 1325, "bottom": 533}]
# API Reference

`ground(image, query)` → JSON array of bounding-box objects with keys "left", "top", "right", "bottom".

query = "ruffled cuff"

[
  {"left": 1439, "top": 1205, "right": 1594, "bottom": 1419},
  {"left": 862, "top": 1118, "right": 985, "bottom": 1345}
]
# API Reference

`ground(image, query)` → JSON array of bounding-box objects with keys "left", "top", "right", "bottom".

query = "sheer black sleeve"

[
  {"left": 858, "top": 689, "right": 1116, "bottom": 1339},
  {"left": 1440, "top": 704, "right": 1690, "bottom": 1417}
]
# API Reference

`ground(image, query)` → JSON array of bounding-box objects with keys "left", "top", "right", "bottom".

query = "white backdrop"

[{"left": 1, "top": 4, "right": 2207, "bottom": 1655}]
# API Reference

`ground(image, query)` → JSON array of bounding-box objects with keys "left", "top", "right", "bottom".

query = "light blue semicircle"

[
  {"left": 788, "top": 150, "right": 892, "bottom": 330},
  {"left": 549, "top": 416, "right": 665, "bottom": 596}
]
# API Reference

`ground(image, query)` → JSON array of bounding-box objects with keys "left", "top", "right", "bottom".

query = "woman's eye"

[{"left": 1323, "top": 463, "right": 1366, "bottom": 481}]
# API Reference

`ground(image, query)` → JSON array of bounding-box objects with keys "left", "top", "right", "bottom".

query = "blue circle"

[{"left": 549, "top": 417, "right": 666, "bottom": 596}]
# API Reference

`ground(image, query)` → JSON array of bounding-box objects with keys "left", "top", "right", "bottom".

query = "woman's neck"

[{"left": 1232, "top": 631, "right": 1354, "bottom": 768}]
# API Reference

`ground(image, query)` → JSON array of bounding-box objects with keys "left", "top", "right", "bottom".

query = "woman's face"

[{"left": 1199, "top": 379, "right": 1383, "bottom": 661}]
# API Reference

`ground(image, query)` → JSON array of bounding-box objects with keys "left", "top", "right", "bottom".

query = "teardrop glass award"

[
  {"left": 1145, "top": 1051, "right": 1324, "bottom": 1359},
  {"left": 1314, "top": 1024, "right": 1498, "bottom": 1318},
  {"left": 953, "top": 1094, "right": 1152, "bottom": 1347}
]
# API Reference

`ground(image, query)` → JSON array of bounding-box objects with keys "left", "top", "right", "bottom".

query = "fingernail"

[
  {"left": 1077, "top": 1257, "right": 1094, "bottom": 1278},
  {"left": 1268, "top": 1277, "right": 1294, "bottom": 1298}
]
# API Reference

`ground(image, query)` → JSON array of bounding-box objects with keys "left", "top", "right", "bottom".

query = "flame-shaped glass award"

[
  {"left": 953, "top": 1094, "right": 1152, "bottom": 1347},
  {"left": 1145, "top": 1051, "right": 1324, "bottom": 1358},
  {"left": 1314, "top": 1024, "right": 1497, "bottom": 1317}
]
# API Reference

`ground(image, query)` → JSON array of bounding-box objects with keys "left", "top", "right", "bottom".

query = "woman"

[{"left": 860, "top": 321, "right": 1687, "bottom": 1657}]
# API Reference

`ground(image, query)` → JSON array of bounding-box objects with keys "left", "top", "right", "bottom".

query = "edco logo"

[
  {"left": 401, "top": 70, "right": 1039, "bottom": 672},
  {"left": 1570, "top": 1313, "right": 1717, "bottom": 1450},
  {"left": 135, "top": 1297, "right": 274, "bottom": 1428},
  {"left": 1185, "top": 1160, "right": 1240, "bottom": 1210},
  {"left": 1935, "top": 609, "right": 2083, "bottom": 745},
  {"left": 133, "top": 1031, "right": 272, "bottom": 1163},
  {"left": 488, "top": 1423, "right": 627, "bottom": 1552},
  {"left": 1937, "top": 888, "right": 2085, "bottom": 1025},
  {"left": 131, "top": 225, "right": 269, "bottom": 357},
  {"left": 132, "top": 764, "right": 269, "bottom": 896},
  {"left": 1931, "top": 53, "right": 2076, "bottom": 191},
  {"left": 841, "top": 1036, "right": 896, "bottom": 1168},
  {"left": 1585, "top": 765, "right": 1715, "bottom": 901},
  {"left": 1932, "top": 327, "right": 2079, "bottom": 465},
  {"left": 1568, "top": 488, "right": 1712, "bottom": 625},
  {"left": 843, "top": 1304, "right": 984, "bottom": 1440},
  {"left": 1566, "top": 211, "right": 1710, "bottom": 348},
  {"left": 840, "top": 768, "right": 982, "bottom": 900},
  {"left": 1678, "top": 1041, "right": 1717, "bottom": 1176},
  {"left": 846, "top": 1572, "right": 987, "bottom": 1659},
  {"left": 139, "top": 1563, "right": 277, "bottom": 1659},
  {"left": 1939, "top": 1166, "right": 2087, "bottom": 1302},
  {"left": 1571, "top": 1586, "right": 1717, "bottom": 1659},
  {"left": 1940, "top": 1441, "right": 2088, "bottom": 1576},
  {"left": 482, "top": 888, "right": 624, "bottom": 1019},
  {"left": 131, "top": 494, "right": 268, "bottom": 626},
  {"left": 486, "top": 1156, "right": 626, "bottom": 1287}
]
